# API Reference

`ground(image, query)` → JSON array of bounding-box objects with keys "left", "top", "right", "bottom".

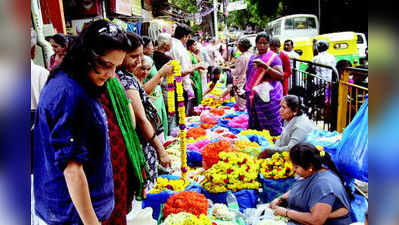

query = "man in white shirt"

[
  {"left": 168, "top": 24, "right": 205, "bottom": 115},
  {"left": 312, "top": 40, "right": 336, "bottom": 82},
  {"left": 31, "top": 28, "right": 49, "bottom": 111},
  {"left": 284, "top": 39, "right": 300, "bottom": 87}
]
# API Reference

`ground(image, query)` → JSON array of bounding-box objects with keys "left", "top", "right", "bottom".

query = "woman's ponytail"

[{"left": 321, "top": 153, "right": 354, "bottom": 200}]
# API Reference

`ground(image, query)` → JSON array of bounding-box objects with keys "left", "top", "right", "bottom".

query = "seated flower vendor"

[
  {"left": 203, "top": 67, "right": 222, "bottom": 96},
  {"left": 270, "top": 143, "right": 354, "bottom": 225},
  {"left": 259, "top": 95, "right": 315, "bottom": 158}
]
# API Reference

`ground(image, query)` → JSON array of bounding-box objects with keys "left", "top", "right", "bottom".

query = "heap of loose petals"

[
  {"left": 238, "top": 129, "right": 276, "bottom": 145},
  {"left": 149, "top": 177, "right": 189, "bottom": 194},
  {"left": 234, "top": 139, "right": 262, "bottom": 156},
  {"left": 200, "top": 111, "right": 221, "bottom": 125},
  {"left": 202, "top": 152, "right": 260, "bottom": 193},
  {"left": 200, "top": 123, "right": 216, "bottom": 129},
  {"left": 201, "top": 141, "right": 233, "bottom": 170},
  {"left": 164, "top": 212, "right": 213, "bottom": 225},
  {"left": 260, "top": 152, "right": 295, "bottom": 179},
  {"left": 186, "top": 127, "right": 207, "bottom": 139},
  {"left": 210, "top": 108, "right": 225, "bottom": 116},
  {"left": 187, "top": 139, "right": 211, "bottom": 153},
  {"left": 227, "top": 114, "right": 249, "bottom": 129},
  {"left": 162, "top": 191, "right": 209, "bottom": 218},
  {"left": 201, "top": 97, "right": 223, "bottom": 108}
]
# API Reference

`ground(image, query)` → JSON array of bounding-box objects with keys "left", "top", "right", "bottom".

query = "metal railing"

[
  {"left": 337, "top": 67, "right": 368, "bottom": 132},
  {"left": 289, "top": 59, "right": 339, "bottom": 131}
]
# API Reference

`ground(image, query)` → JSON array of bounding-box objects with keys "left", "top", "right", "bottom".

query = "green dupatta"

[
  {"left": 189, "top": 52, "right": 203, "bottom": 105},
  {"left": 106, "top": 77, "right": 149, "bottom": 200}
]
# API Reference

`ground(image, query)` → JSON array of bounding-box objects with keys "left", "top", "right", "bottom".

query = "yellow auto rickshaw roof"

[{"left": 314, "top": 32, "right": 357, "bottom": 42}]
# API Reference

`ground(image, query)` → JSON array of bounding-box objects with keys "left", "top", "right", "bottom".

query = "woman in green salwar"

[
  {"left": 187, "top": 39, "right": 204, "bottom": 106},
  {"left": 140, "top": 55, "right": 169, "bottom": 140}
]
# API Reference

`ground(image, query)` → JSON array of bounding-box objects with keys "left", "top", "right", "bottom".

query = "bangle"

[
  {"left": 285, "top": 209, "right": 289, "bottom": 217},
  {"left": 148, "top": 132, "right": 156, "bottom": 143}
]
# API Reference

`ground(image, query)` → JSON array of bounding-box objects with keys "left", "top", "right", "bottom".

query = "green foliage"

[
  {"left": 227, "top": 0, "right": 284, "bottom": 29},
  {"left": 171, "top": 0, "right": 199, "bottom": 13}
]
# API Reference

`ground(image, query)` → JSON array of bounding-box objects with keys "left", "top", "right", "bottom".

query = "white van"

[{"left": 356, "top": 33, "right": 368, "bottom": 59}]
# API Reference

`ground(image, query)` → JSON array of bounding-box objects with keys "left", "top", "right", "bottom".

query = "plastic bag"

[
  {"left": 259, "top": 174, "right": 296, "bottom": 203},
  {"left": 304, "top": 129, "right": 342, "bottom": 156},
  {"left": 187, "top": 150, "right": 202, "bottom": 167},
  {"left": 335, "top": 99, "right": 368, "bottom": 182},
  {"left": 350, "top": 194, "right": 368, "bottom": 222},
  {"left": 202, "top": 189, "right": 259, "bottom": 213}
]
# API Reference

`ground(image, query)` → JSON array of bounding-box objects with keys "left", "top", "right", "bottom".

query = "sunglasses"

[{"left": 97, "top": 23, "right": 121, "bottom": 37}]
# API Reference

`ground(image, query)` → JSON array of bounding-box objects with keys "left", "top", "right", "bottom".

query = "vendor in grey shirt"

[{"left": 259, "top": 95, "right": 315, "bottom": 158}]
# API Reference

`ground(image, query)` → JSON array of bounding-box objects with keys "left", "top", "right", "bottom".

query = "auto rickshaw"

[{"left": 314, "top": 31, "right": 360, "bottom": 66}]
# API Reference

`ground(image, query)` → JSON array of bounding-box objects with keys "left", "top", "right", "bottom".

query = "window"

[
  {"left": 275, "top": 21, "right": 281, "bottom": 35},
  {"left": 292, "top": 17, "right": 317, "bottom": 29},
  {"left": 294, "top": 17, "right": 307, "bottom": 29},
  {"left": 307, "top": 17, "right": 316, "bottom": 29},
  {"left": 285, "top": 18, "right": 294, "bottom": 30},
  {"left": 334, "top": 43, "right": 348, "bottom": 49},
  {"left": 357, "top": 34, "right": 364, "bottom": 44}
]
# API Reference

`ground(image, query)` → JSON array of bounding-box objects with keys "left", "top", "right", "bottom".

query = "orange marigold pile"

[
  {"left": 186, "top": 127, "right": 207, "bottom": 139},
  {"left": 162, "top": 191, "right": 209, "bottom": 218},
  {"left": 210, "top": 108, "right": 225, "bottom": 116},
  {"left": 202, "top": 141, "right": 233, "bottom": 169}
]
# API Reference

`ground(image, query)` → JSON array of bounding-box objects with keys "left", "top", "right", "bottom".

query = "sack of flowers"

[
  {"left": 142, "top": 175, "right": 202, "bottom": 220},
  {"left": 258, "top": 152, "right": 296, "bottom": 203},
  {"left": 201, "top": 152, "right": 261, "bottom": 212}
]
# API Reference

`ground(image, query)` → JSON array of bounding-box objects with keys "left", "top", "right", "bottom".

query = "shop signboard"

[
  {"left": 131, "top": 0, "right": 142, "bottom": 16},
  {"left": 227, "top": 0, "right": 247, "bottom": 12},
  {"left": 111, "top": 0, "right": 132, "bottom": 16}
]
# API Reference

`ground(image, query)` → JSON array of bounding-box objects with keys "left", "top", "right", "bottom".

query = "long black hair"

[
  {"left": 47, "top": 20, "right": 131, "bottom": 96},
  {"left": 290, "top": 143, "right": 354, "bottom": 200}
]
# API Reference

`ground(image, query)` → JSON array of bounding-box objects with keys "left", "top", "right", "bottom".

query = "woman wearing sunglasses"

[{"left": 33, "top": 20, "right": 131, "bottom": 225}]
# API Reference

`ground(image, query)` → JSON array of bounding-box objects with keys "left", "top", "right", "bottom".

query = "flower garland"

[
  {"left": 162, "top": 191, "right": 209, "bottom": 218},
  {"left": 202, "top": 152, "right": 260, "bottom": 193},
  {"left": 170, "top": 60, "right": 188, "bottom": 178},
  {"left": 260, "top": 152, "right": 295, "bottom": 179},
  {"left": 149, "top": 176, "right": 189, "bottom": 194},
  {"left": 201, "top": 141, "right": 233, "bottom": 170},
  {"left": 166, "top": 61, "right": 177, "bottom": 115}
]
